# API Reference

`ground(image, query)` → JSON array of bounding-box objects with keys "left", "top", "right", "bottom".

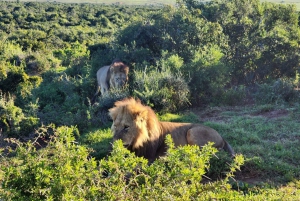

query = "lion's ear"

[{"left": 108, "top": 107, "right": 118, "bottom": 121}]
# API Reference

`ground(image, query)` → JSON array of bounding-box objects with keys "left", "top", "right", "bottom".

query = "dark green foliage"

[
  {"left": 214, "top": 85, "right": 247, "bottom": 106},
  {"left": 254, "top": 78, "right": 299, "bottom": 104},
  {"left": 0, "top": 93, "right": 39, "bottom": 137},
  {"left": 195, "top": 0, "right": 300, "bottom": 85},
  {"left": 0, "top": 70, "right": 24, "bottom": 93},
  {"left": 116, "top": 4, "right": 227, "bottom": 63},
  {"left": 29, "top": 68, "right": 101, "bottom": 131},
  {"left": 184, "top": 46, "right": 231, "bottom": 105},
  {"left": 133, "top": 68, "right": 190, "bottom": 112},
  {"left": 94, "top": 88, "right": 130, "bottom": 110}
]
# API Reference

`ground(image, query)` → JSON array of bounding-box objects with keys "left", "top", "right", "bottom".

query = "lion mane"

[
  {"left": 94, "top": 59, "right": 129, "bottom": 97},
  {"left": 109, "top": 97, "right": 235, "bottom": 163}
]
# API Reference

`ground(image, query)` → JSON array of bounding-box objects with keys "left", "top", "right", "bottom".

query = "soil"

[{"left": 251, "top": 109, "right": 289, "bottom": 119}]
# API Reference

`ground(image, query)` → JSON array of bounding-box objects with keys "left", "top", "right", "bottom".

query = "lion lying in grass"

[
  {"left": 109, "top": 98, "right": 235, "bottom": 163},
  {"left": 94, "top": 59, "right": 129, "bottom": 97}
]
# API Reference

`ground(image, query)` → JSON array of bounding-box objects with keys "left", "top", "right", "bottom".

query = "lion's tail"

[{"left": 223, "top": 140, "right": 235, "bottom": 157}]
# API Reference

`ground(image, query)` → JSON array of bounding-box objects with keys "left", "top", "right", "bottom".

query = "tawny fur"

[
  {"left": 94, "top": 60, "right": 129, "bottom": 97},
  {"left": 109, "top": 97, "right": 235, "bottom": 163}
]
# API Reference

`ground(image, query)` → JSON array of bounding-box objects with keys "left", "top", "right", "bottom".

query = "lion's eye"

[{"left": 124, "top": 125, "right": 129, "bottom": 131}]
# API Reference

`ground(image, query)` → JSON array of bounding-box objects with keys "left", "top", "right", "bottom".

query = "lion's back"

[{"left": 96, "top": 65, "right": 110, "bottom": 85}]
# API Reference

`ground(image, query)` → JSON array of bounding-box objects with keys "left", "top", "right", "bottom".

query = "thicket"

[
  {"left": 0, "top": 126, "right": 279, "bottom": 200},
  {"left": 1, "top": 0, "right": 300, "bottom": 199},
  {"left": 2, "top": 126, "right": 300, "bottom": 200},
  {"left": 1, "top": 0, "right": 300, "bottom": 135}
]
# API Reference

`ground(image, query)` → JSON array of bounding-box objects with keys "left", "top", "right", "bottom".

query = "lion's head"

[
  {"left": 108, "top": 98, "right": 160, "bottom": 149},
  {"left": 109, "top": 61, "right": 129, "bottom": 89}
]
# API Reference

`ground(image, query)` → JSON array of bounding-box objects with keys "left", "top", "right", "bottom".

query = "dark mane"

[{"left": 105, "top": 59, "right": 129, "bottom": 87}]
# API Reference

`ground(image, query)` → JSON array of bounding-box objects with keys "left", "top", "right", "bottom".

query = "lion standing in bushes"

[
  {"left": 109, "top": 97, "right": 235, "bottom": 163},
  {"left": 93, "top": 59, "right": 129, "bottom": 98}
]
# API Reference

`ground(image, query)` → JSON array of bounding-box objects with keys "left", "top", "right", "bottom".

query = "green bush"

[
  {"left": 31, "top": 73, "right": 100, "bottom": 130},
  {"left": 53, "top": 41, "right": 90, "bottom": 67},
  {"left": 0, "top": 93, "right": 24, "bottom": 135},
  {"left": 216, "top": 85, "right": 247, "bottom": 106},
  {"left": 94, "top": 88, "right": 130, "bottom": 108},
  {"left": 1, "top": 125, "right": 299, "bottom": 200},
  {"left": 254, "top": 78, "right": 299, "bottom": 104},
  {"left": 79, "top": 128, "right": 112, "bottom": 160},
  {"left": 133, "top": 68, "right": 190, "bottom": 112},
  {"left": 19, "top": 116, "right": 39, "bottom": 135},
  {"left": 0, "top": 130, "right": 245, "bottom": 200},
  {"left": 1, "top": 125, "right": 101, "bottom": 200},
  {"left": 0, "top": 65, "right": 25, "bottom": 94},
  {"left": 184, "top": 46, "right": 230, "bottom": 105},
  {"left": 0, "top": 93, "right": 38, "bottom": 137},
  {"left": 24, "top": 52, "right": 52, "bottom": 74}
]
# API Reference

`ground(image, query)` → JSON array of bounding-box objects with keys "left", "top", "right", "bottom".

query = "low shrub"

[
  {"left": 0, "top": 127, "right": 246, "bottom": 200},
  {"left": 217, "top": 85, "right": 247, "bottom": 106},
  {"left": 0, "top": 125, "right": 101, "bottom": 200},
  {"left": 133, "top": 68, "right": 190, "bottom": 112},
  {"left": 0, "top": 93, "right": 39, "bottom": 137},
  {"left": 2, "top": 125, "right": 300, "bottom": 200},
  {"left": 93, "top": 88, "right": 130, "bottom": 111},
  {"left": 254, "top": 78, "right": 299, "bottom": 104},
  {"left": 31, "top": 73, "right": 104, "bottom": 130}
]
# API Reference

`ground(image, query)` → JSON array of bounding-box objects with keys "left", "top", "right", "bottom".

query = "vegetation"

[{"left": 1, "top": 0, "right": 300, "bottom": 200}]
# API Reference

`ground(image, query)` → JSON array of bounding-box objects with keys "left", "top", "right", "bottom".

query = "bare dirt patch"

[
  {"left": 189, "top": 106, "right": 250, "bottom": 123},
  {"left": 234, "top": 166, "right": 264, "bottom": 186},
  {"left": 188, "top": 107, "right": 228, "bottom": 123},
  {"left": 251, "top": 109, "right": 289, "bottom": 119},
  {"left": 190, "top": 106, "right": 290, "bottom": 124}
]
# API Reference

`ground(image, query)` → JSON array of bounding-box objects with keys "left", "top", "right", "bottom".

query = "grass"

[
  {"left": 79, "top": 103, "right": 300, "bottom": 186},
  {"left": 202, "top": 104, "right": 300, "bottom": 184}
]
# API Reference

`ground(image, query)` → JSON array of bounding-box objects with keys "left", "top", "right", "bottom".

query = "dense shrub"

[
  {"left": 0, "top": 128, "right": 245, "bottom": 200},
  {"left": 183, "top": 46, "right": 231, "bottom": 105},
  {"left": 191, "top": 0, "right": 300, "bottom": 85},
  {"left": 31, "top": 73, "right": 99, "bottom": 130},
  {"left": 91, "top": 88, "right": 130, "bottom": 126},
  {"left": 0, "top": 125, "right": 101, "bottom": 200},
  {"left": 0, "top": 65, "right": 25, "bottom": 94},
  {"left": 0, "top": 93, "right": 39, "bottom": 137},
  {"left": 254, "top": 78, "right": 299, "bottom": 104},
  {"left": 133, "top": 68, "right": 190, "bottom": 112},
  {"left": 215, "top": 85, "right": 247, "bottom": 106},
  {"left": 53, "top": 41, "right": 90, "bottom": 67},
  {"left": 116, "top": 5, "right": 227, "bottom": 62}
]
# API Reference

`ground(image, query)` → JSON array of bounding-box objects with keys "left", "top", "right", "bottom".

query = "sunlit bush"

[
  {"left": 0, "top": 128, "right": 244, "bottom": 200},
  {"left": 133, "top": 68, "right": 190, "bottom": 112}
]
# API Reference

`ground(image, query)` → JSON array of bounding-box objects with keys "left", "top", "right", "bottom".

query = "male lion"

[
  {"left": 94, "top": 59, "right": 129, "bottom": 97},
  {"left": 109, "top": 98, "right": 235, "bottom": 163}
]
